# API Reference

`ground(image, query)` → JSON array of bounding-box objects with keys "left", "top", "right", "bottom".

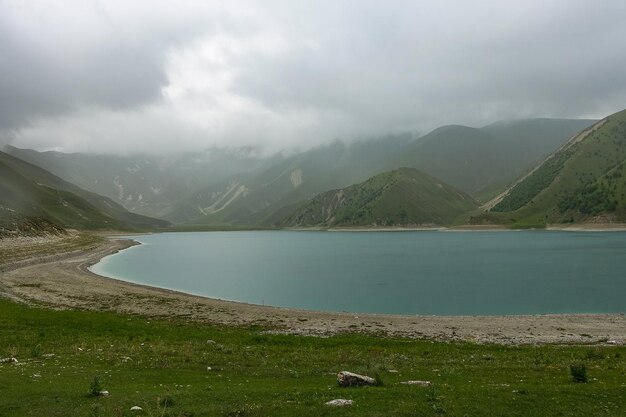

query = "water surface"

[{"left": 91, "top": 231, "right": 626, "bottom": 315}]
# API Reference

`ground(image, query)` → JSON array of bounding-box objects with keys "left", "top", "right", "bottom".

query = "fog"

[{"left": 1, "top": 0, "right": 625, "bottom": 154}]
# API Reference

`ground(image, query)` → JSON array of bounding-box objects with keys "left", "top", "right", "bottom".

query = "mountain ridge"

[
  {"left": 0, "top": 151, "right": 169, "bottom": 235},
  {"left": 283, "top": 167, "right": 478, "bottom": 228},
  {"left": 472, "top": 109, "right": 626, "bottom": 227}
]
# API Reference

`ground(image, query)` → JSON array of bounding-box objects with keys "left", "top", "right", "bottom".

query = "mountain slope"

[
  {"left": 394, "top": 119, "right": 596, "bottom": 196},
  {"left": 483, "top": 109, "right": 626, "bottom": 226},
  {"left": 0, "top": 151, "right": 169, "bottom": 232},
  {"left": 4, "top": 146, "right": 273, "bottom": 219},
  {"left": 167, "top": 136, "right": 414, "bottom": 226},
  {"left": 283, "top": 167, "right": 478, "bottom": 227},
  {"left": 5, "top": 118, "right": 594, "bottom": 228}
]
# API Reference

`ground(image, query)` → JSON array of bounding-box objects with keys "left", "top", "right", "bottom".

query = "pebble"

[
  {"left": 325, "top": 399, "right": 353, "bottom": 406},
  {"left": 400, "top": 380, "right": 431, "bottom": 386},
  {"left": 130, "top": 406, "right": 143, "bottom": 411}
]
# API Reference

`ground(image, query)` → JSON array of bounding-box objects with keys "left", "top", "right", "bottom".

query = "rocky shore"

[{"left": 1, "top": 235, "right": 624, "bottom": 345}]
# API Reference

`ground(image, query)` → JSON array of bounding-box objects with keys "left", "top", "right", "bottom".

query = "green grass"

[
  {"left": 0, "top": 300, "right": 624, "bottom": 416},
  {"left": 473, "top": 109, "right": 626, "bottom": 227},
  {"left": 285, "top": 168, "right": 478, "bottom": 227}
]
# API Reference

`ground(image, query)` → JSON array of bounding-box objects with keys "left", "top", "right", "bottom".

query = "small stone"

[
  {"left": 325, "top": 399, "right": 353, "bottom": 406},
  {"left": 98, "top": 390, "right": 110, "bottom": 397},
  {"left": 207, "top": 366, "right": 212, "bottom": 371},
  {"left": 206, "top": 340, "right": 216, "bottom": 344},
  {"left": 130, "top": 406, "right": 143, "bottom": 411},
  {"left": 337, "top": 371, "right": 376, "bottom": 387},
  {"left": 400, "top": 380, "right": 431, "bottom": 386}
]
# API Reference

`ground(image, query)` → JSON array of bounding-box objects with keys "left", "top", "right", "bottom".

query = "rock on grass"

[{"left": 337, "top": 371, "right": 376, "bottom": 387}]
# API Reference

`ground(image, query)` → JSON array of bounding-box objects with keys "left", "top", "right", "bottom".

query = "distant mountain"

[
  {"left": 165, "top": 135, "right": 414, "bottom": 226},
  {"left": 283, "top": 167, "right": 478, "bottom": 228},
  {"left": 394, "top": 118, "right": 596, "bottom": 197},
  {"left": 480, "top": 109, "right": 626, "bottom": 227},
  {"left": 4, "top": 117, "right": 596, "bottom": 228},
  {"left": 0, "top": 151, "right": 169, "bottom": 234},
  {"left": 4, "top": 146, "right": 274, "bottom": 219}
]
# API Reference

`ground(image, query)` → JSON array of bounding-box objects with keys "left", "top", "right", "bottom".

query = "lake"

[{"left": 90, "top": 230, "right": 626, "bottom": 316}]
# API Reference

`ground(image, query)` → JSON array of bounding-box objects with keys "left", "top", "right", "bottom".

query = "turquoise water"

[{"left": 91, "top": 231, "right": 626, "bottom": 315}]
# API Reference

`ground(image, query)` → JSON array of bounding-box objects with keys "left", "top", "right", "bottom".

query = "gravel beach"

[{"left": 1, "top": 235, "right": 624, "bottom": 345}]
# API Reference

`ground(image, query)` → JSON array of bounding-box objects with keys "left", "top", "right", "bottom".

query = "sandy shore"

[{"left": 1, "top": 236, "right": 624, "bottom": 345}]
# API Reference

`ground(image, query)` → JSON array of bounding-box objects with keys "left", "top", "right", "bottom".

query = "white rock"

[
  {"left": 325, "top": 399, "right": 353, "bottom": 406},
  {"left": 130, "top": 406, "right": 143, "bottom": 411},
  {"left": 337, "top": 371, "right": 376, "bottom": 387},
  {"left": 400, "top": 380, "right": 431, "bottom": 386},
  {"left": 99, "top": 390, "right": 110, "bottom": 397},
  {"left": 207, "top": 366, "right": 212, "bottom": 371}
]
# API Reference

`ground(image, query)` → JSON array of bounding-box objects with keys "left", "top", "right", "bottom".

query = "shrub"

[
  {"left": 89, "top": 376, "right": 103, "bottom": 397},
  {"left": 159, "top": 395, "right": 176, "bottom": 408},
  {"left": 569, "top": 363, "right": 588, "bottom": 383}
]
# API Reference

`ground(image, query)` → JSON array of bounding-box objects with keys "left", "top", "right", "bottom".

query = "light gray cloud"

[{"left": 2, "top": 0, "right": 626, "bottom": 153}]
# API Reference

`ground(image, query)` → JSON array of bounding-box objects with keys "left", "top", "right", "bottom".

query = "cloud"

[{"left": 2, "top": 0, "right": 626, "bottom": 154}]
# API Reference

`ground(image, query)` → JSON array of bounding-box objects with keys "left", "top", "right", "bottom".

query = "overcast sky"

[{"left": 1, "top": 0, "right": 625, "bottom": 154}]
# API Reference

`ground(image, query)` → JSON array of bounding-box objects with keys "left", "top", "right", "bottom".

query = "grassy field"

[{"left": 0, "top": 299, "right": 624, "bottom": 417}]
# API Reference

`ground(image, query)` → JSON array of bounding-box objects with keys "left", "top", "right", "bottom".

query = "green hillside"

[
  {"left": 4, "top": 118, "right": 594, "bottom": 228},
  {"left": 283, "top": 167, "right": 478, "bottom": 227},
  {"left": 484, "top": 109, "right": 626, "bottom": 226},
  {"left": 394, "top": 119, "right": 596, "bottom": 197},
  {"left": 0, "top": 151, "right": 169, "bottom": 234},
  {"left": 168, "top": 136, "right": 413, "bottom": 227},
  {"left": 4, "top": 145, "right": 272, "bottom": 219}
]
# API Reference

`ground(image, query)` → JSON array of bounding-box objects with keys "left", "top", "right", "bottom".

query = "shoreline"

[
  {"left": 281, "top": 223, "right": 626, "bottom": 232},
  {"left": 1, "top": 235, "right": 625, "bottom": 345}
]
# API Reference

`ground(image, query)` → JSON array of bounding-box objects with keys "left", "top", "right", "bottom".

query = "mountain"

[
  {"left": 165, "top": 135, "right": 414, "bottom": 226},
  {"left": 0, "top": 151, "right": 169, "bottom": 234},
  {"left": 4, "top": 117, "right": 595, "bottom": 228},
  {"left": 4, "top": 146, "right": 274, "bottom": 219},
  {"left": 283, "top": 167, "right": 478, "bottom": 228},
  {"left": 480, "top": 109, "right": 626, "bottom": 226},
  {"left": 394, "top": 118, "right": 596, "bottom": 197}
]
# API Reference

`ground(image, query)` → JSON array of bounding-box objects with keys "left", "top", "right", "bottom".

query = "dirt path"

[{"left": 1, "top": 236, "right": 624, "bottom": 345}]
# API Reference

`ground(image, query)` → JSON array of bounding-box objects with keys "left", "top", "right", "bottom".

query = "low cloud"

[{"left": 2, "top": 0, "right": 626, "bottom": 154}]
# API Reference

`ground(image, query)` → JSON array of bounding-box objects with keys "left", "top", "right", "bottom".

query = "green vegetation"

[
  {"left": 284, "top": 168, "right": 478, "bottom": 227},
  {"left": 480, "top": 109, "right": 626, "bottom": 226},
  {"left": 0, "top": 299, "right": 624, "bottom": 416},
  {"left": 570, "top": 364, "right": 588, "bottom": 383},
  {"left": 0, "top": 151, "right": 169, "bottom": 234},
  {"left": 6, "top": 118, "right": 594, "bottom": 228},
  {"left": 395, "top": 119, "right": 595, "bottom": 196},
  {"left": 491, "top": 148, "right": 575, "bottom": 212}
]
